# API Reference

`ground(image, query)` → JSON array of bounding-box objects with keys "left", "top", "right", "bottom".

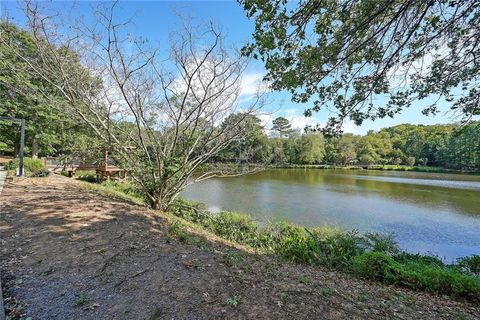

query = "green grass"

[
  {"left": 81, "top": 180, "right": 146, "bottom": 206},
  {"left": 75, "top": 293, "right": 89, "bottom": 306}
]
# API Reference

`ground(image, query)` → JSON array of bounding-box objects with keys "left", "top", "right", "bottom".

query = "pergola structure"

[{"left": 0, "top": 116, "right": 25, "bottom": 176}]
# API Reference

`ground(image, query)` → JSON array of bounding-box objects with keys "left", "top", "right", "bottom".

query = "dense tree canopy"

[
  {"left": 219, "top": 120, "right": 479, "bottom": 170},
  {"left": 0, "top": 22, "right": 99, "bottom": 158},
  {"left": 240, "top": 0, "right": 480, "bottom": 133}
]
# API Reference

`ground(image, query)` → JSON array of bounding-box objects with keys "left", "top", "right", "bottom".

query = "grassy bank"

[
  {"left": 80, "top": 178, "right": 480, "bottom": 303},
  {"left": 277, "top": 164, "right": 480, "bottom": 174}
]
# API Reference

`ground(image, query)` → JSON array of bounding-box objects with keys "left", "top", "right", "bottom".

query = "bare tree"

[{"left": 2, "top": 2, "right": 266, "bottom": 210}]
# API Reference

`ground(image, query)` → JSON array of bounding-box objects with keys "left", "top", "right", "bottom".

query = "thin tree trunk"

[{"left": 32, "top": 136, "right": 39, "bottom": 159}]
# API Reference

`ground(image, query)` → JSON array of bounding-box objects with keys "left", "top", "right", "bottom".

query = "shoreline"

[{"left": 274, "top": 164, "right": 480, "bottom": 175}]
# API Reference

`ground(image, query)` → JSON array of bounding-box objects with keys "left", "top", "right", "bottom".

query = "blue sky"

[{"left": 1, "top": 0, "right": 471, "bottom": 134}]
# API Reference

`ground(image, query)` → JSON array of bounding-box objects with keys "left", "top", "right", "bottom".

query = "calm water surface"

[{"left": 183, "top": 169, "right": 480, "bottom": 261}]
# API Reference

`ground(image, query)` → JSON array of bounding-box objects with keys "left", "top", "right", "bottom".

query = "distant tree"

[
  {"left": 269, "top": 137, "right": 288, "bottom": 164},
  {"left": 240, "top": 0, "right": 480, "bottom": 133},
  {"left": 406, "top": 157, "right": 416, "bottom": 167},
  {"left": 297, "top": 134, "right": 325, "bottom": 164},
  {"left": 219, "top": 113, "right": 269, "bottom": 163},
  {"left": 272, "top": 116, "right": 294, "bottom": 138},
  {"left": 335, "top": 134, "right": 358, "bottom": 166},
  {"left": 439, "top": 122, "right": 480, "bottom": 170}
]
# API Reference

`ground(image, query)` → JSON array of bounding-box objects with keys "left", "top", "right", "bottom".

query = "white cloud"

[
  {"left": 342, "top": 120, "right": 358, "bottom": 134},
  {"left": 240, "top": 71, "right": 269, "bottom": 98},
  {"left": 289, "top": 115, "right": 315, "bottom": 130}
]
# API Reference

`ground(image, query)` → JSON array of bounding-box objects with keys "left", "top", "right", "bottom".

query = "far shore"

[{"left": 274, "top": 164, "right": 480, "bottom": 175}]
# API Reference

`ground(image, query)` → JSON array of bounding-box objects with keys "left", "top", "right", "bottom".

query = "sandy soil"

[{"left": 1, "top": 174, "right": 479, "bottom": 319}]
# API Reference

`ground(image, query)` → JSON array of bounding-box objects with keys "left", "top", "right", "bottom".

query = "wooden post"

[{"left": 0, "top": 117, "right": 25, "bottom": 176}]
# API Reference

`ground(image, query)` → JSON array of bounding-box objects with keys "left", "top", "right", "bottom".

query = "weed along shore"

[{"left": 2, "top": 174, "right": 479, "bottom": 319}]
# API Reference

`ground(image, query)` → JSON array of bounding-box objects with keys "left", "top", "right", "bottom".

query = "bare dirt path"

[{"left": 1, "top": 175, "right": 479, "bottom": 319}]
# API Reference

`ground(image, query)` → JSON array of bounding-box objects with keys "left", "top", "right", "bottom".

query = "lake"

[{"left": 183, "top": 169, "right": 480, "bottom": 261}]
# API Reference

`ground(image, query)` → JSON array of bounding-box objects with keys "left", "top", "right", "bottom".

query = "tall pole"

[
  {"left": 19, "top": 119, "right": 25, "bottom": 176},
  {"left": 0, "top": 117, "right": 26, "bottom": 176}
]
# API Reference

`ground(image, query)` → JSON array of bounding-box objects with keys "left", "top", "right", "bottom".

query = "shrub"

[
  {"left": 394, "top": 252, "right": 444, "bottom": 267},
  {"left": 456, "top": 255, "right": 480, "bottom": 276},
  {"left": 275, "top": 225, "right": 319, "bottom": 263},
  {"left": 352, "top": 252, "right": 480, "bottom": 301},
  {"left": 362, "top": 232, "right": 399, "bottom": 255},
  {"left": 314, "top": 230, "right": 364, "bottom": 268},
  {"left": 170, "top": 198, "right": 211, "bottom": 226},
  {"left": 352, "top": 252, "right": 398, "bottom": 281},
  {"left": 5, "top": 157, "right": 45, "bottom": 172}
]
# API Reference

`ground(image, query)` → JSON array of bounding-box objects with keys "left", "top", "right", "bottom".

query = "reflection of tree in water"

[{"left": 220, "top": 169, "right": 480, "bottom": 217}]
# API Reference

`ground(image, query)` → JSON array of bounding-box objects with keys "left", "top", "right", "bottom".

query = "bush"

[
  {"left": 362, "top": 232, "right": 399, "bottom": 255},
  {"left": 170, "top": 198, "right": 211, "bottom": 226},
  {"left": 394, "top": 252, "right": 444, "bottom": 267},
  {"left": 5, "top": 157, "right": 45, "bottom": 172},
  {"left": 352, "top": 252, "right": 398, "bottom": 281},
  {"left": 352, "top": 252, "right": 480, "bottom": 301},
  {"left": 275, "top": 225, "right": 319, "bottom": 263},
  {"left": 314, "top": 230, "right": 364, "bottom": 268},
  {"left": 456, "top": 255, "right": 480, "bottom": 275}
]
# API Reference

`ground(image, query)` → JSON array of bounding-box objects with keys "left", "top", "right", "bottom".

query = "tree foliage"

[
  {"left": 272, "top": 116, "right": 294, "bottom": 137},
  {"left": 220, "top": 120, "right": 479, "bottom": 170},
  {"left": 0, "top": 22, "right": 96, "bottom": 157},
  {"left": 240, "top": 0, "right": 480, "bottom": 133},
  {"left": 3, "top": 3, "right": 266, "bottom": 210}
]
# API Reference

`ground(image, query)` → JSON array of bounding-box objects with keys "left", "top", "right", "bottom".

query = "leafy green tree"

[
  {"left": 219, "top": 113, "right": 269, "bottom": 163},
  {"left": 356, "top": 131, "right": 392, "bottom": 165},
  {"left": 269, "top": 137, "right": 288, "bottom": 164},
  {"left": 335, "top": 134, "right": 358, "bottom": 165},
  {"left": 0, "top": 22, "right": 93, "bottom": 158},
  {"left": 240, "top": 0, "right": 480, "bottom": 133},
  {"left": 297, "top": 134, "right": 325, "bottom": 164},
  {"left": 438, "top": 123, "right": 480, "bottom": 170},
  {"left": 272, "top": 116, "right": 294, "bottom": 138}
]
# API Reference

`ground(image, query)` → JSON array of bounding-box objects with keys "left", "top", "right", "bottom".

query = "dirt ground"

[{"left": 1, "top": 174, "right": 479, "bottom": 320}]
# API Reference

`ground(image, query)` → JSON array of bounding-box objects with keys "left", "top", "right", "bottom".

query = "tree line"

[{"left": 218, "top": 116, "right": 480, "bottom": 170}]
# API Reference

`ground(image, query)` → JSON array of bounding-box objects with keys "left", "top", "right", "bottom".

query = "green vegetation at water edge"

[{"left": 169, "top": 197, "right": 480, "bottom": 303}]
